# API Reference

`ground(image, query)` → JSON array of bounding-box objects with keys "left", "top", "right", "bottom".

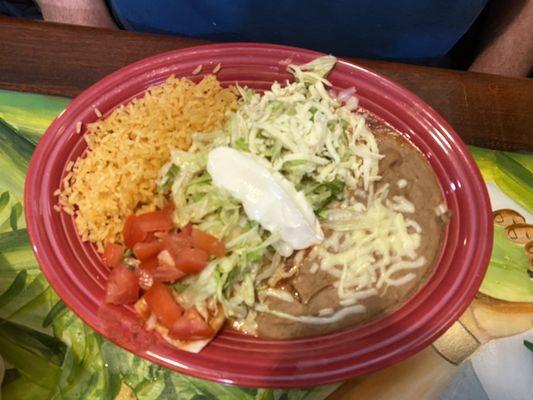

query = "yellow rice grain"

[
  {"left": 59, "top": 75, "right": 238, "bottom": 249},
  {"left": 192, "top": 65, "right": 203, "bottom": 75}
]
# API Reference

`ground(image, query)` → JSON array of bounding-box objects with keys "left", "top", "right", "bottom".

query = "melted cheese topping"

[
  {"left": 314, "top": 185, "right": 425, "bottom": 305},
  {"left": 256, "top": 303, "right": 366, "bottom": 325},
  {"left": 257, "top": 183, "right": 427, "bottom": 326},
  {"left": 264, "top": 288, "right": 295, "bottom": 303}
]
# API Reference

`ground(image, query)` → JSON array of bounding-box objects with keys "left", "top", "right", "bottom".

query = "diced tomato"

[
  {"left": 105, "top": 265, "right": 140, "bottom": 305},
  {"left": 139, "top": 256, "right": 159, "bottom": 273},
  {"left": 124, "top": 206, "right": 174, "bottom": 247},
  {"left": 173, "top": 248, "right": 208, "bottom": 274},
  {"left": 123, "top": 215, "right": 147, "bottom": 248},
  {"left": 180, "top": 222, "right": 193, "bottom": 236},
  {"left": 152, "top": 231, "right": 167, "bottom": 240},
  {"left": 169, "top": 307, "right": 214, "bottom": 340},
  {"left": 136, "top": 208, "right": 174, "bottom": 233},
  {"left": 144, "top": 282, "right": 183, "bottom": 329},
  {"left": 133, "top": 240, "right": 162, "bottom": 261},
  {"left": 192, "top": 228, "right": 225, "bottom": 257},
  {"left": 154, "top": 250, "right": 187, "bottom": 282},
  {"left": 102, "top": 242, "right": 125, "bottom": 268},
  {"left": 137, "top": 256, "right": 159, "bottom": 290},
  {"left": 161, "top": 232, "right": 194, "bottom": 250},
  {"left": 154, "top": 264, "right": 187, "bottom": 282},
  {"left": 160, "top": 232, "right": 194, "bottom": 273},
  {"left": 161, "top": 228, "right": 221, "bottom": 274},
  {"left": 161, "top": 203, "right": 175, "bottom": 215},
  {"left": 144, "top": 231, "right": 158, "bottom": 241}
]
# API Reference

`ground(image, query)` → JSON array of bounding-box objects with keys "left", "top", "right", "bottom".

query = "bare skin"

[
  {"left": 36, "top": 0, "right": 532, "bottom": 77},
  {"left": 469, "top": 0, "right": 533, "bottom": 77},
  {"left": 35, "top": 0, "right": 118, "bottom": 29}
]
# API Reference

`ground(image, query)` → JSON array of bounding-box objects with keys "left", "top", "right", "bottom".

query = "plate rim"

[{"left": 24, "top": 42, "right": 493, "bottom": 388}]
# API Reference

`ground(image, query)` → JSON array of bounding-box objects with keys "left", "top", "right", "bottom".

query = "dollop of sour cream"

[{"left": 207, "top": 147, "right": 324, "bottom": 256}]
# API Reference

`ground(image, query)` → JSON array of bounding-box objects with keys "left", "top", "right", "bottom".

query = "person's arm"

[
  {"left": 36, "top": 0, "right": 118, "bottom": 29},
  {"left": 470, "top": 0, "right": 533, "bottom": 77}
]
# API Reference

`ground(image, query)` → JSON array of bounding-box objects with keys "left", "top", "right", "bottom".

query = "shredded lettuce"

[
  {"left": 228, "top": 56, "right": 380, "bottom": 211},
  {"left": 158, "top": 163, "right": 179, "bottom": 193},
  {"left": 161, "top": 56, "right": 381, "bottom": 324}
]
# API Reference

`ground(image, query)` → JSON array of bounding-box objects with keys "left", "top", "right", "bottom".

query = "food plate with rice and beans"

[{"left": 25, "top": 44, "right": 492, "bottom": 387}]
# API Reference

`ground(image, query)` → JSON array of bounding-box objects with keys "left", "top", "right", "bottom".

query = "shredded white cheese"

[
  {"left": 435, "top": 203, "right": 448, "bottom": 216},
  {"left": 230, "top": 61, "right": 382, "bottom": 194},
  {"left": 387, "top": 195, "right": 415, "bottom": 213},
  {"left": 264, "top": 288, "right": 295, "bottom": 303},
  {"left": 256, "top": 303, "right": 366, "bottom": 325},
  {"left": 397, "top": 179, "right": 407, "bottom": 189},
  {"left": 314, "top": 184, "right": 426, "bottom": 305}
]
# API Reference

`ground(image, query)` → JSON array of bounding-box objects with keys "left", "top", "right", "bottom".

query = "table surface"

[{"left": 1, "top": 17, "right": 532, "bottom": 152}]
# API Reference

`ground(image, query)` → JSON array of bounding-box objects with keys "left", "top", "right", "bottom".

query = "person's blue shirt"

[{"left": 109, "top": 0, "right": 487, "bottom": 62}]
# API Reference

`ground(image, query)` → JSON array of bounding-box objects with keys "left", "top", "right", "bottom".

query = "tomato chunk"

[
  {"left": 154, "top": 265, "right": 187, "bottom": 282},
  {"left": 169, "top": 307, "right": 214, "bottom": 340},
  {"left": 105, "top": 265, "right": 140, "bottom": 305},
  {"left": 137, "top": 256, "right": 159, "bottom": 290},
  {"left": 153, "top": 250, "right": 186, "bottom": 282},
  {"left": 136, "top": 208, "right": 174, "bottom": 233},
  {"left": 139, "top": 256, "right": 159, "bottom": 273},
  {"left": 180, "top": 222, "right": 193, "bottom": 236},
  {"left": 133, "top": 240, "right": 162, "bottom": 261},
  {"left": 102, "top": 243, "right": 125, "bottom": 268},
  {"left": 192, "top": 228, "right": 225, "bottom": 257},
  {"left": 173, "top": 248, "right": 208, "bottom": 274},
  {"left": 123, "top": 215, "right": 147, "bottom": 248},
  {"left": 161, "top": 231, "right": 194, "bottom": 250},
  {"left": 124, "top": 206, "right": 174, "bottom": 247},
  {"left": 144, "top": 282, "right": 183, "bottom": 329}
]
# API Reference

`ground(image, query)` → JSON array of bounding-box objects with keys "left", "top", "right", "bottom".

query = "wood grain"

[{"left": 0, "top": 17, "right": 531, "bottom": 151}]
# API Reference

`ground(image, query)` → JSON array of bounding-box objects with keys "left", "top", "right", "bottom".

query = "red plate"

[{"left": 25, "top": 43, "right": 492, "bottom": 388}]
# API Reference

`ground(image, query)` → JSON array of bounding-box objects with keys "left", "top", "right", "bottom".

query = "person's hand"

[{"left": 36, "top": 0, "right": 118, "bottom": 29}]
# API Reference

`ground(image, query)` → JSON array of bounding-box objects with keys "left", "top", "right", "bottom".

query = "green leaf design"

[
  {"left": 42, "top": 300, "right": 67, "bottom": 328},
  {"left": 493, "top": 152, "right": 533, "bottom": 214},
  {"left": 0, "top": 89, "right": 69, "bottom": 146},
  {"left": 0, "top": 193, "right": 24, "bottom": 234},
  {"left": 1, "top": 374, "right": 53, "bottom": 400},
  {"left": 469, "top": 146, "right": 533, "bottom": 214},
  {"left": 0, "top": 119, "right": 35, "bottom": 203},
  {"left": 8, "top": 203, "right": 22, "bottom": 231},
  {"left": 0, "top": 270, "right": 27, "bottom": 308},
  {"left": 479, "top": 226, "right": 533, "bottom": 302},
  {"left": 0, "top": 229, "right": 39, "bottom": 272},
  {"left": 0, "top": 319, "right": 64, "bottom": 392},
  {"left": 0, "top": 191, "right": 9, "bottom": 213},
  {"left": 46, "top": 312, "right": 121, "bottom": 400},
  {"left": 506, "top": 153, "right": 533, "bottom": 174},
  {"left": 0, "top": 317, "right": 66, "bottom": 366}
]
